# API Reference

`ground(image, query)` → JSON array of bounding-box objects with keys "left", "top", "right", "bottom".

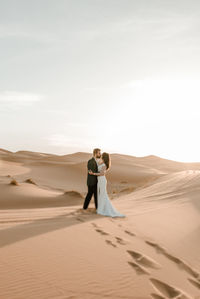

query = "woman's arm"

[{"left": 89, "top": 165, "right": 107, "bottom": 176}]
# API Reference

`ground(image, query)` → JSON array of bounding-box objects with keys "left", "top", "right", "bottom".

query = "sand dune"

[
  {"left": 0, "top": 148, "right": 200, "bottom": 298},
  {"left": 0, "top": 182, "right": 83, "bottom": 209},
  {"left": 0, "top": 149, "right": 167, "bottom": 205}
]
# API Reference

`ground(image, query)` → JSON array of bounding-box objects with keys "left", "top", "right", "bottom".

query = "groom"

[{"left": 83, "top": 148, "right": 101, "bottom": 210}]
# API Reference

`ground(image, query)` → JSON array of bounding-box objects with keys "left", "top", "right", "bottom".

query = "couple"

[{"left": 83, "top": 148, "right": 125, "bottom": 218}]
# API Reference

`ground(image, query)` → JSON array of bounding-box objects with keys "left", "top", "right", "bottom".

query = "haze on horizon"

[{"left": 1, "top": 0, "right": 200, "bottom": 162}]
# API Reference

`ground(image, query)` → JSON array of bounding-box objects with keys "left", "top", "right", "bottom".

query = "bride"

[{"left": 89, "top": 152, "right": 125, "bottom": 218}]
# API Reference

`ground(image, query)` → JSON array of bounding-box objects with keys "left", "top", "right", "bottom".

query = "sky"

[{"left": 0, "top": 0, "right": 200, "bottom": 162}]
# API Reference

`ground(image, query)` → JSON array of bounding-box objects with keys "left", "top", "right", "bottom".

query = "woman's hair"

[{"left": 102, "top": 152, "right": 111, "bottom": 170}]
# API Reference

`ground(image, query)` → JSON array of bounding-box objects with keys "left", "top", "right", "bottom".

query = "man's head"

[{"left": 93, "top": 148, "right": 101, "bottom": 159}]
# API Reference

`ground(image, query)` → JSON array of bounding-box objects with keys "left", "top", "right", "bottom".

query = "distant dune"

[
  {"left": 1, "top": 148, "right": 200, "bottom": 210},
  {"left": 0, "top": 148, "right": 200, "bottom": 299}
]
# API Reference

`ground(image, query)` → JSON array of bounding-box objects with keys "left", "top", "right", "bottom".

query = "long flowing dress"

[{"left": 97, "top": 163, "right": 126, "bottom": 218}]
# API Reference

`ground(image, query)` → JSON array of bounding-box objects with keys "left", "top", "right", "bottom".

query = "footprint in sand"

[
  {"left": 128, "top": 261, "right": 150, "bottom": 275},
  {"left": 145, "top": 240, "right": 166, "bottom": 253},
  {"left": 105, "top": 240, "right": 117, "bottom": 248},
  {"left": 188, "top": 277, "right": 200, "bottom": 289},
  {"left": 76, "top": 217, "right": 85, "bottom": 222},
  {"left": 91, "top": 222, "right": 99, "bottom": 228},
  {"left": 115, "top": 236, "right": 127, "bottom": 245},
  {"left": 150, "top": 278, "right": 193, "bottom": 299},
  {"left": 92, "top": 224, "right": 117, "bottom": 247},
  {"left": 95, "top": 228, "right": 110, "bottom": 236},
  {"left": 91, "top": 223, "right": 109, "bottom": 235},
  {"left": 124, "top": 230, "right": 136, "bottom": 237},
  {"left": 145, "top": 240, "right": 200, "bottom": 280},
  {"left": 109, "top": 218, "right": 115, "bottom": 222},
  {"left": 127, "top": 250, "right": 161, "bottom": 269}
]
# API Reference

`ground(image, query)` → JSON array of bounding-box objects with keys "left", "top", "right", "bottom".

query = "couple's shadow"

[{"left": 0, "top": 207, "right": 101, "bottom": 248}]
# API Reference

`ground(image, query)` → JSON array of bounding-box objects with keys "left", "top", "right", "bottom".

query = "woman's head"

[{"left": 102, "top": 152, "right": 111, "bottom": 169}]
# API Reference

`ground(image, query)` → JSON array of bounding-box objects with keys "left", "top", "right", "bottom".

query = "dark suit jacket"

[{"left": 87, "top": 157, "right": 98, "bottom": 186}]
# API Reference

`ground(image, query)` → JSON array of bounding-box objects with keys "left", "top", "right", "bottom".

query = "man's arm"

[
  {"left": 87, "top": 159, "right": 96, "bottom": 173},
  {"left": 89, "top": 165, "right": 106, "bottom": 176}
]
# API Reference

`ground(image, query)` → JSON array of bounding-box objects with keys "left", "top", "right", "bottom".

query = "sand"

[{"left": 0, "top": 148, "right": 200, "bottom": 299}]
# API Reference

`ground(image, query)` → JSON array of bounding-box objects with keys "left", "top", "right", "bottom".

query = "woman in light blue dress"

[{"left": 89, "top": 152, "right": 125, "bottom": 218}]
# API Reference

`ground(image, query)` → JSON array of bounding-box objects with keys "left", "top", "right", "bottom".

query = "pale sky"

[{"left": 1, "top": 0, "right": 200, "bottom": 162}]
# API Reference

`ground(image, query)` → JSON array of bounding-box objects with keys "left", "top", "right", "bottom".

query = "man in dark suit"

[{"left": 83, "top": 148, "right": 101, "bottom": 210}]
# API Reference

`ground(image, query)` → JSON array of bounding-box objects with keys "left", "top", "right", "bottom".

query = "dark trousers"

[{"left": 83, "top": 184, "right": 98, "bottom": 209}]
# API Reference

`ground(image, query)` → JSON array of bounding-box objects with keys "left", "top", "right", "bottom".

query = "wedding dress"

[{"left": 97, "top": 163, "right": 125, "bottom": 217}]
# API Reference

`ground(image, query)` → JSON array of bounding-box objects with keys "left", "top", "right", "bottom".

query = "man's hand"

[{"left": 99, "top": 170, "right": 106, "bottom": 176}]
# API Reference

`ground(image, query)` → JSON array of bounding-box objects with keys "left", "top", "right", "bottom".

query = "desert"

[{"left": 0, "top": 148, "right": 200, "bottom": 298}]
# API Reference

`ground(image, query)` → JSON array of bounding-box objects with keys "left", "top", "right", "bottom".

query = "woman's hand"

[{"left": 89, "top": 170, "right": 94, "bottom": 175}]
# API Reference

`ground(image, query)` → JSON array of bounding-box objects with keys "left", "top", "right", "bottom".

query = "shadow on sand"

[{"left": 0, "top": 207, "right": 101, "bottom": 248}]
